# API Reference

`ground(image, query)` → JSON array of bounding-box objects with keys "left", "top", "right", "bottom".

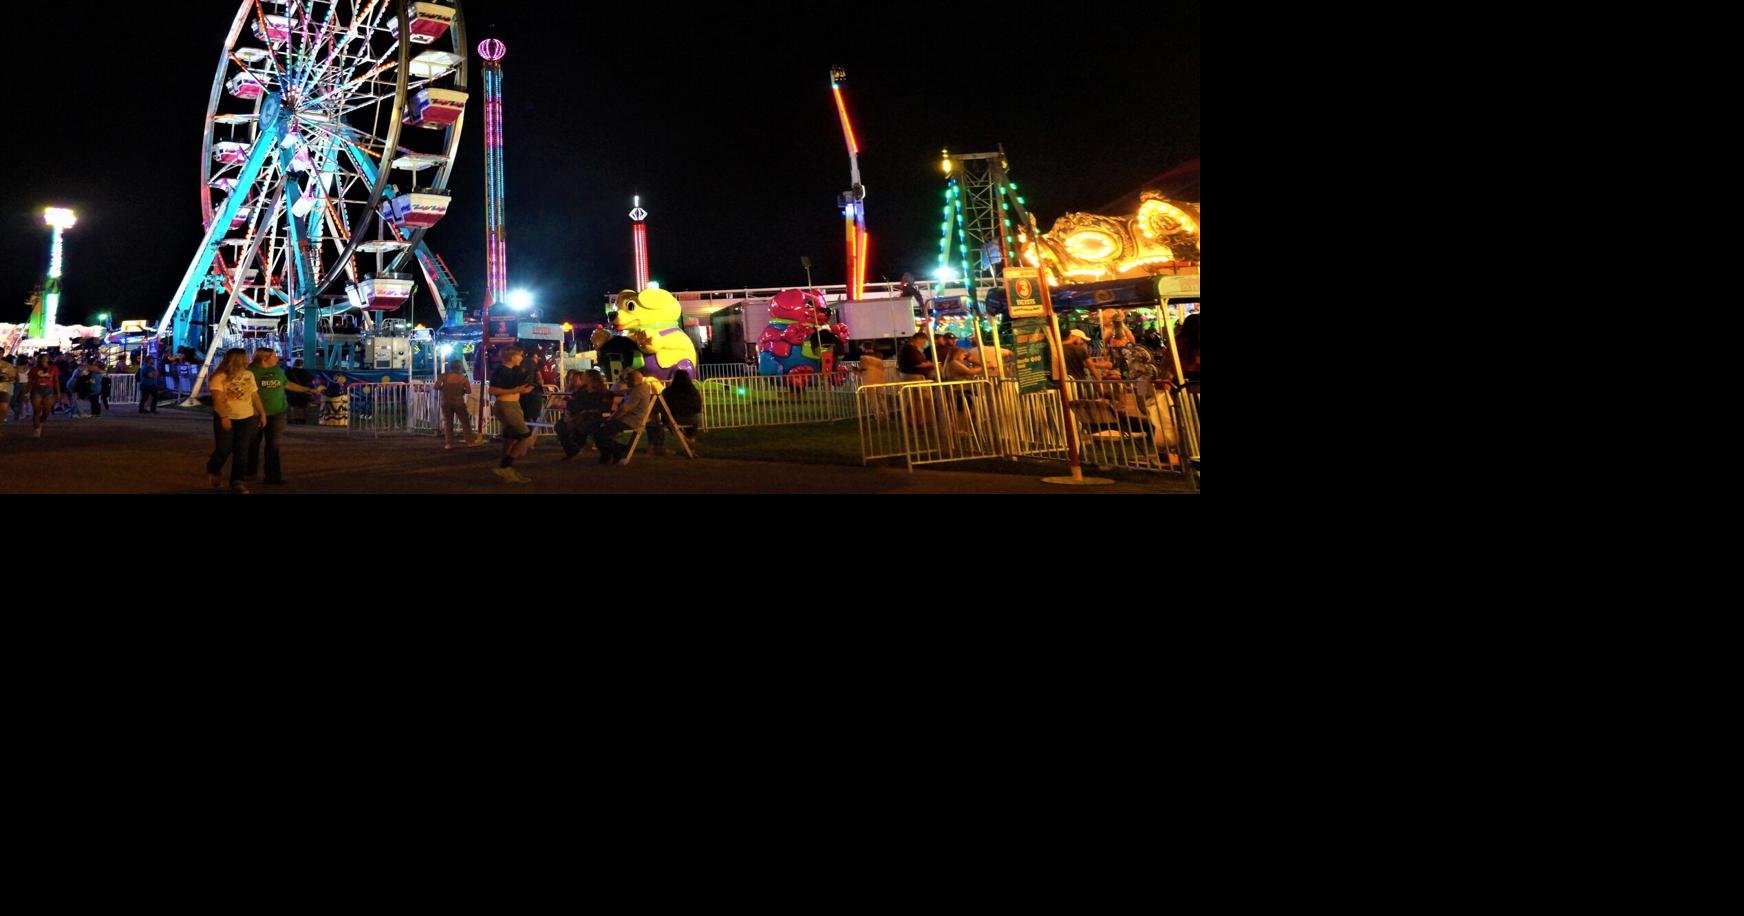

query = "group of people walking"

[
  {"left": 0, "top": 353, "right": 127, "bottom": 436},
  {"left": 8, "top": 341, "right": 705, "bottom": 491}
]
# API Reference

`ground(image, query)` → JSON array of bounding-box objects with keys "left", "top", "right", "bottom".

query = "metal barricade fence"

[
  {"left": 859, "top": 379, "right": 1038, "bottom": 470},
  {"left": 1064, "top": 378, "right": 1173, "bottom": 471},
  {"left": 698, "top": 362, "right": 754, "bottom": 380},
  {"left": 1172, "top": 382, "right": 1200, "bottom": 488},
  {"left": 700, "top": 374, "right": 851, "bottom": 430},
  {"left": 355, "top": 381, "right": 567, "bottom": 439},
  {"left": 409, "top": 382, "right": 487, "bottom": 437},
  {"left": 997, "top": 381, "right": 1068, "bottom": 460},
  {"left": 407, "top": 382, "right": 442, "bottom": 433},
  {"left": 895, "top": 380, "right": 1004, "bottom": 469},
  {"left": 858, "top": 377, "right": 1190, "bottom": 477},
  {"left": 856, "top": 382, "right": 920, "bottom": 464},
  {"left": 107, "top": 374, "right": 138, "bottom": 405},
  {"left": 1173, "top": 383, "right": 1199, "bottom": 458},
  {"left": 346, "top": 382, "right": 414, "bottom": 435}
]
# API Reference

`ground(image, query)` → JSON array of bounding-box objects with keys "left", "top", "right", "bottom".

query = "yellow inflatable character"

[{"left": 610, "top": 288, "right": 697, "bottom": 383}]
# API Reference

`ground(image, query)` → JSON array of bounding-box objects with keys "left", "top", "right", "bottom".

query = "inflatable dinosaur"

[{"left": 756, "top": 288, "right": 848, "bottom": 379}]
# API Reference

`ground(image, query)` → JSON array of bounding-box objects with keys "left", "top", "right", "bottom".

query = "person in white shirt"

[{"left": 206, "top": 348, "right": 266, "bottom": 493}]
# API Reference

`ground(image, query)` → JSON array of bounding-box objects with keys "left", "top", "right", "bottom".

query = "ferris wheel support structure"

[{"left": 160, "top": 1, "right": 469, "bottom": 387}]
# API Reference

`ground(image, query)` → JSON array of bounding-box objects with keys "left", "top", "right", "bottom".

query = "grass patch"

[
  {"left": 696, "top": 420, "right": 1190, "bottom": 487},
  {"left": 698, "top": 420, "right": 864, "bottom": 464}
]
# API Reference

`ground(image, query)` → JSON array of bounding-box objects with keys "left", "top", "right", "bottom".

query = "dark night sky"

[{"left": 2, "top": 2, "right": 1198, "bottom": 330}]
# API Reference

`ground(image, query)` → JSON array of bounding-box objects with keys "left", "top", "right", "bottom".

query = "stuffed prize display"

[{"left": 609, "top": 288, "right": 696, "bottom": 383}]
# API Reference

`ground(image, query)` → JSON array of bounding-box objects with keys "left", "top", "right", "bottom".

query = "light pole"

[
  {"left": 36, "top": 208, "right": 77, "bottom": 341},
  {"left": 801, "top": 256, "right": 813, "bottom": 288}
]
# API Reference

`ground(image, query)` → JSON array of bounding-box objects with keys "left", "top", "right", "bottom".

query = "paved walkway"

[{"left": 1, "top": 408, "right": 1189, "bottom": 494}]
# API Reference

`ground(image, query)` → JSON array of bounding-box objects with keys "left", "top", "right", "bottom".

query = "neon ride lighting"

[
  {"left": 832, "top": 85, "right": 859, "bottom": 156},
  {"left": 630, "top": 196, "right": 650, "bottom": 290}
]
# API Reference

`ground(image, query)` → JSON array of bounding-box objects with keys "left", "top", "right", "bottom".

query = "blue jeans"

[
  {"left": 248, "top": 412, "right": 287, "bottom": 481},
  {"left": 208, "top": 415, "right": 260, "bottom": 484},
  {"left": 593, "top": 418, "right": 636, "bottom": 459},
  {"left": 558, "top": 411, "right": 603, "bottom": 454}
]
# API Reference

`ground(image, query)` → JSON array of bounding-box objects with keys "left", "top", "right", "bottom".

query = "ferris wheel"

[{"left": 159, "top": 1, "right": 469, "bottom": 357}]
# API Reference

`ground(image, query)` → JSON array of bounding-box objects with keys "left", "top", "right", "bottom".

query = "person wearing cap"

[
  {"left": 1062, "top": 329, "right": 1091, "bottom": 380},
  {"left": 935, "top": 332, "right": 957, "bottom": 362}
]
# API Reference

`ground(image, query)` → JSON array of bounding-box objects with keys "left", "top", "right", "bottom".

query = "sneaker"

[
  {"left": 491, "top": 467, "right": 513, "bottom": 481},
  {"left": 506, "top": 470, "right": 533, "bottom": 484},
  {"left": 230, "top": 483, "right": 251, "bottom": 494},
  {"left": 444, "top": 442, "right": 454, "bottom": 450},
  {"left": 467, "top": 437, "right": 486, "bottom": 447},
  {"left": 33, "top": 428, "right": 41, "bottom": 438}
]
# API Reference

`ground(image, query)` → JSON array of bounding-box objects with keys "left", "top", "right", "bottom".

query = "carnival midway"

[{"left": 0, "top": 2, "right": 1199, "bottom": 493}]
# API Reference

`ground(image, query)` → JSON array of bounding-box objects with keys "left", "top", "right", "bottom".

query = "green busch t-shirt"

[{"left": 250, "top": 364, "right": 289, "bottom": 416}]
